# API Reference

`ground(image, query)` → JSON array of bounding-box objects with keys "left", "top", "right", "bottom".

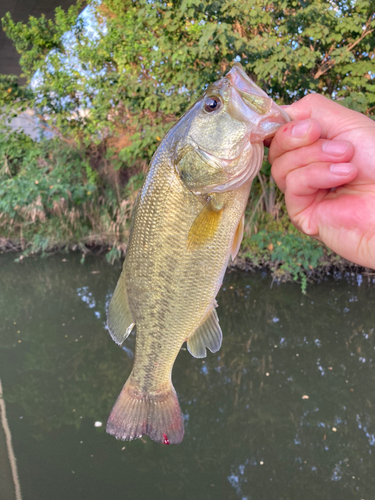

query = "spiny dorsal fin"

[
  {"left": 231, "top": 214, "right": 245, "bottom": 261},
  {"left": 187, "top": 308, "right": 222, "bottom": 358},
  {"left": 187, "top": 198, "right": 223, "bottom": 252},
  {"left": 107, "top": 271, "right": 135, "bottom": 345}
]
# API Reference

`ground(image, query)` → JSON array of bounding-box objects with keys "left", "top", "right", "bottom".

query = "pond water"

[{"left": 0, "top": 253, "right": 374, "bottom": 500}]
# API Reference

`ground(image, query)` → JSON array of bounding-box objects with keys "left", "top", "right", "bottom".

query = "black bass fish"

[{"left": 106, "top": 64, "right": 289, "bottom": 444}]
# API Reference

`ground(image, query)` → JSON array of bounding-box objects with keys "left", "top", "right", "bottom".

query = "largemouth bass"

[{"left": 106, "top": 64, "right": 289, "bottom": 444}]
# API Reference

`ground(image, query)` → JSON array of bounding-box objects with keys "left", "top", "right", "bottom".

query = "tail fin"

[{"left": 106, "top": 382, "right": 184, "bottom": 444}]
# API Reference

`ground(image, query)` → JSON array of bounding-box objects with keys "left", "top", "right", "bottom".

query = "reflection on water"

[{"left": 0, "top": 253, "right": 374, "bottom": 500}]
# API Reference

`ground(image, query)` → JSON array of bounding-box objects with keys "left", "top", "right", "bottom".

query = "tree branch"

[{"left": 314, "top": 16, "right": 374, "bottom": 79}]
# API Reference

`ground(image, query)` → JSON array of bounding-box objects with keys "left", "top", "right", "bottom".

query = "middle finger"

[{"left": 271, "top": 139, "right": 354, "bottom": 193}]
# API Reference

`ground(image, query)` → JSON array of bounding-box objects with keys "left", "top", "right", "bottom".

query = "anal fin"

[
  {"left": 231, "top": 214, "right": 245, "bottom": 261},
  {"left": 107, "top": 271, "right": 135, "bottom": 345},
  {"left": 187, "top": 308, "right": 222, "bottom": 358}
]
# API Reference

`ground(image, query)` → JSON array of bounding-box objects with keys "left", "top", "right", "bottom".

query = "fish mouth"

[{"left": 226, "top": 63, "right": 290, "bottom": 140}]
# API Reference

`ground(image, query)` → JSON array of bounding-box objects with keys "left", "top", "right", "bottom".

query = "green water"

[{"left": 0, "top": 253, "right": 374, "bottom": 500}]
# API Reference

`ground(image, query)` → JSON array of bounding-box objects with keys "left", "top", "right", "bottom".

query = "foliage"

[
  {"left": 1, "top": 0, "right": 374, "bottom": 163},
  {"left": 0, "top": 129, "right": 131, "bottom": 255},
  {"left": 0, "top": 130, "right": 96, "bottom": 217},
  {"left": 0, "top": 0, "right": 374, "bottom": 282},
  {"left": 244, "top": 222, "right": 325, "bottom": 293}
]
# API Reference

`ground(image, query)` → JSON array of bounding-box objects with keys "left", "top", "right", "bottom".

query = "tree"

[
  {"left": 0, "top": 0, "right": 374, "bottom": 267},
  {"left": 1, "top": 0, "right": 374, "bottom": 168}
]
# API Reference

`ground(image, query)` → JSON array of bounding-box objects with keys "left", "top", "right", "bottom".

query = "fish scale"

[{"left": 106, "top": 64, "right": 289, "bottom": 444}]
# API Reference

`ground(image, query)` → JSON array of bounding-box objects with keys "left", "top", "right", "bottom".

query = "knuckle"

[
  {"left": 270, "top": 161, "right": 280, "bottom": 182},
  {"left": 285, "top": 168, "right": 302, "bottom": 193},
  {"left": 301, "top": 93, "right": 327, "bottom": 107}
]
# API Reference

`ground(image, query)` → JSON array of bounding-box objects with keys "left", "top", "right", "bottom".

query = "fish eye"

[{"left": 204, "top": 96, "right": 222, "bottom": 113}]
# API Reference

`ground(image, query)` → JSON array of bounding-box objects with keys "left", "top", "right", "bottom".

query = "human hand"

[{"left": 268, "top": 94, "right": 375, "bottom": 269}]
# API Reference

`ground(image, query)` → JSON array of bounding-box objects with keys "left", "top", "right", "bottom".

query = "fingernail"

[
  {"left": 291, "top": 119, "right": 311, "bottom": 138},
  {"left": 322, "top": 141, "right": 350, "bottom": 156},
  {"left": 330, "top": 163, "right": 354, "bottom": 175}
]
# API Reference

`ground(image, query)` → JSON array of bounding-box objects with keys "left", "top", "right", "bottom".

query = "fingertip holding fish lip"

[{"left": 255, "top": 104, "right": 292, "bottom": 139}]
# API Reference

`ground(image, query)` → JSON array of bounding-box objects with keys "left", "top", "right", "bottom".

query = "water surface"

[{"left": 0, "top": 253, "right": 374, "bottom": 500}]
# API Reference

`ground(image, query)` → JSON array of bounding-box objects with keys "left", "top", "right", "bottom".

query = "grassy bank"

[
  {"left": 0, "top": 208, "right": 363, "bottom": 294},
  {"left": 1, "top": 129, "right": 363, "bottom": 293}
]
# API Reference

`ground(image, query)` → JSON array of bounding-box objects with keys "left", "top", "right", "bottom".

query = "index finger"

[{"left": 279, "top": 93, "right": 364, "bottom": 139}]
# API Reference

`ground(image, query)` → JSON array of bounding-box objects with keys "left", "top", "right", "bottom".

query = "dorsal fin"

[
  {"left": 187, "top": 308, "right": 222, "bottom": 358},
  {"left": 231, "top": 214, "right": 245, "bottom": 261},
  {"left": 107, "top": 271, "right": 135, "bottom": 345}
]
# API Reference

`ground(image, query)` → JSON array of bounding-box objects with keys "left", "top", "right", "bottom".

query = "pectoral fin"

[
  {"left": 107, "top": 272, "right": 136, "bottom": 345},
  {"left": 187, "top": 196, "right": 224, "bottom": 251},
  {"left": 231, "top": 215, "right": 245, "bottom": 261},
  {"left": 187, "top": 308, "right": 222, "bottom": 358}
]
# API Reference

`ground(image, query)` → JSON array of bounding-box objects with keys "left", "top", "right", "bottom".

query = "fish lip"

[
  {"left": 261, "top": 105, "right": 291, "bottom": 126},
  {"left": 254, "top": 105, "right": 291, "bottom": 141},
  {"left": 226, "top": 63, "right": 291, "bottom": 138},
  {"left": 278, "top": 107, "right": 291, "bottom": 123}
]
